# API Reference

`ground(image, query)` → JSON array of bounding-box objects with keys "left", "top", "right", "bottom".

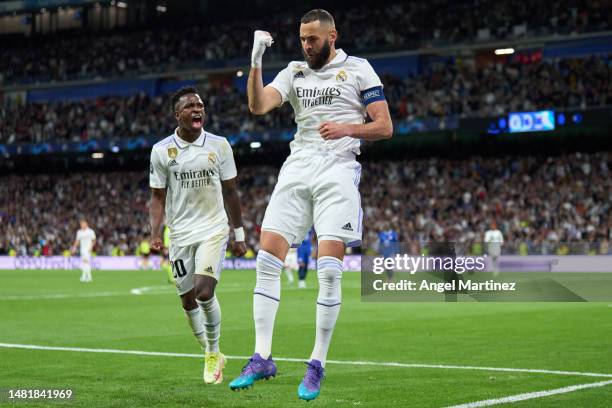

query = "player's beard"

[{"left": 303, "top": 39, "right": 331, "bottom": 70}]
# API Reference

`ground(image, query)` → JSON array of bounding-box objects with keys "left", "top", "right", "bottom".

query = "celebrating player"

[
  {"left": 149, "top": 86, "right": 246, "bottom": 385},
  {"left": 71, "top": 219, "right": 96, "bottom": 283},
  {"left": 229, "top": 9, "right": 393, "bottom": 401}
]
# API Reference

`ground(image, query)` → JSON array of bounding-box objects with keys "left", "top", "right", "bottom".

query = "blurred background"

[{"left": 0, "top": 0, "right": 610, "bottom": 258}]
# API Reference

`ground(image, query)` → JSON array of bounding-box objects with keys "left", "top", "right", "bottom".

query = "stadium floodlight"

[
  {"left": 494, "top": 48, "right": 515, "bottom": 55},
  {"left": 236, "top": 70, "right": 244, "bottom": 77},
  {"left": 91, "top": 152, "right": 104, "bottom": 159},
  {"left": 250, "top": 142, "right": 261, "bottom": 149},
  {"left": 156, "top": 5, "right": 167, "bottom": 12},
  {"left": 117, "top": 2, "right": 128, "bottom": 8}
]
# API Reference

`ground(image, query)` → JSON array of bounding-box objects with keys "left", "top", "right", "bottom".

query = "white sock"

[
  {"left": 85, "top": 263, "right": 92, "bottom": 281},
  {"left": 197, "top": 296, "right": 221, "bottom": 353},
  {"left": 185, "top": 307, "right": 207, "bottom": 349},
  {"left": 284, "top": 267, "right": 295, "bottom": 283},
  {"left": 253, "top": 250, "right": 283, "bottom": 359},
  {"left": 310, "top": 256, "right": 343, "bottom": 366}
]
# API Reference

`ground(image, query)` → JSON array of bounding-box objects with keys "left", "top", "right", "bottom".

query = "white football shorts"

[
  {"left": 169, "top": 230, "right": 229, "bottom": 295},
  {"left": 262, "top": 149, "right": 363, "bottom": 247},
  {"left": 80, "top": 250, "right": 91, "bottom": 263},
  {"left": 487, "top": 243, "right": 502, "bottom": 257}
]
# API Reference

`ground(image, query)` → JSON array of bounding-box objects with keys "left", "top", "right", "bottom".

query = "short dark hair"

[
  {"left": 301, "top": 9, "right": 335, "bottom": 27},
  {"left": 171, "top": 86, "right": 199, "bottom": 112}
]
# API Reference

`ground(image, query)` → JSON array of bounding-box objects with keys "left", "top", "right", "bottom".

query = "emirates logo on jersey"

[{"left": 296, "top": 86, "right": 341, "bottom": 108}]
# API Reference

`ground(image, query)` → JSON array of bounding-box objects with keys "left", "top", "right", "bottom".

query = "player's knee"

[
  {"left": 317, "top": 256, "right": 343, "bottom": 306},
  {"left": 180, "top": 291, "right": 198, "bottom": 311},
  {"left": 317, "top": 256, "right": 343, "bottom": 283},
  {"left": 256, "top": 250, "right": 283, "bottom": 280},
  {"left": 195, "top": 283, "right": 215, "bottom": 302}
]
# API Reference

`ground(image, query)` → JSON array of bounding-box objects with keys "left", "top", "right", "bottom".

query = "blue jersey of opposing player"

[
  {"left": 297, "top": 230, "right": 314, "bottom": 265},
  {"left": 378, "top": 229, "right": 399, "bottom": 258}
]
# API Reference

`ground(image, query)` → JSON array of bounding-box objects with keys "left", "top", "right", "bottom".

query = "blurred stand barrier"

[
  {"left": 0, "top": 255, "right": 361, "bottom": 271},
  {"left": 1, "top": 255, "right": 612, "bottom": 272}
]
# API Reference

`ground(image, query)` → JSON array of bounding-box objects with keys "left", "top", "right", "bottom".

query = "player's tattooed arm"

[
  {"left": 149, "top": 187, "right": 167, "bottom": 253},
  {"left": 319, "top": 100, "right": 393, "bottom": 141},
  {"left": 221, "top": 178, "right": 247, "bottom": 257}
]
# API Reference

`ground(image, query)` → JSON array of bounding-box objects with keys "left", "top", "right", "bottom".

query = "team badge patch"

[
  {"left": 167, "top": 147, "right": 178, "bottom": 159},
  {"left": 208, "top": 152, "right": 217, "bottom": 164},
  {"left": 336, "top": 70, "right": 347, "bottom": 82}
]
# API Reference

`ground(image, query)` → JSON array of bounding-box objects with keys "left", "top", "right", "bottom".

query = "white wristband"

[{"left": 234, "top": 227, "right": 245, "bottom": 242}]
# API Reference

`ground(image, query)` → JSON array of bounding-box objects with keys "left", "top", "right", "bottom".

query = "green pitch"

[{"left": 1, "top": 269, "right": 611, "bottom": 407}]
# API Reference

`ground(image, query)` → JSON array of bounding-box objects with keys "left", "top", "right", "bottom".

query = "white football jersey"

[
  {"left": 76, "top": 228, "right": 96, "bottom": 254},
  {"left": 149, "top": 130, "right": 237, "bottom": 247},
  {"left": 269, "top": 49, "right": 385, "bottom": 155},
  {"left": 484, "top": 229, "right": 504, "bottom": 243}
]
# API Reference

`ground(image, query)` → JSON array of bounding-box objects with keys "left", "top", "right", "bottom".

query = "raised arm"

[{"left": 247, "top": 30, "right": 282, "bottom": 115}]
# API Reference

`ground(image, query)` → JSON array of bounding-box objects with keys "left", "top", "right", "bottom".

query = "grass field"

[{"left": 1, "top": 268, "right": 612, "bottom": 407}]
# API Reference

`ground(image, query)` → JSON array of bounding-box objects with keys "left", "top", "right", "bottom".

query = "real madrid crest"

[
  {"left": 167, "top": 147, "right": 178, "bottom": 159},
  {"left": 208, "top": 152, "right": 217, "bottom": 164},
  {"left": 335, "top": 70, "right": 347, "bottom": 82}
]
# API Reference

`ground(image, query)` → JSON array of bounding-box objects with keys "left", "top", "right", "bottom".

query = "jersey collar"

[
  {"left": 317, "top": 48, "right": 348, "bottom": 71},
  {"left": 306, "top": 49, "right": 348, "bottom": 72},
  {"left": 173, "top": 128, "right": 206, "bottom": 149}
]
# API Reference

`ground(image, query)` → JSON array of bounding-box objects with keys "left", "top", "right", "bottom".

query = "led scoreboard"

[{"left": 508, "top": 110, "right": 555, "bottom": 133}]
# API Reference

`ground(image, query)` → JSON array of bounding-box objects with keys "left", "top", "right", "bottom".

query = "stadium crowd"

[
  {"left": 384, "top": 54, "right": 612, "bottom": 119},
  {"left": 0, "top": 83, "right": 294, "bottom": 145},
  {"left": 1, "top": 152, "right": 610, "bottom": 256},
  {"left": 2, "top": 53, "right": 610, "bottom": 145},
  {"left": 0, "top": 0, "right": 609, "bottom": 85}
]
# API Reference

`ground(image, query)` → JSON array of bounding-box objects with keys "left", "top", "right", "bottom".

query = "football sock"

[
  {"left": 253, "top": 250, "right": 283, "bottom": 359},
  {"left": 197, "top": 296, "right": 221, "bottom": 353},
  {"left": 185, "top": 307, "right": 207, "bottom": 349},
  {"left": 310, "top": 256, "right": 343, "bottom": 366}
]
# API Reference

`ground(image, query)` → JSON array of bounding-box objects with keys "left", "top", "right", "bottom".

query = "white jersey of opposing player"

[
  {"left": 484, "top": 229, "right": 504, "bottom": 257},
  {"left": 269, "top": 49, "right": 384, "bottom": 155},
  {"left": 149, "top": 130, "right": 237, "bottom": 247},
  {"left": 484, "top": 229, "right": 504, "bottom": 244},
  {"left": 76, "top": 228, "right": 96, "bottom": 255}
]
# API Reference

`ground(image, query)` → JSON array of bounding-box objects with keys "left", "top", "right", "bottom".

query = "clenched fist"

[{"left": 252, "top": 30, "right": 274, "bottom": 68}]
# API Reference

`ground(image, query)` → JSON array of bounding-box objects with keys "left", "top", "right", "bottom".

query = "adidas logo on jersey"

[
  {"left": 341, "top": 222, "right": 353, "bottom": 232},
  {"left": 294, "top": 71, "right": 305, "bottom": 79},
  {"left": 204, "top": 266, "right": 214, "bottom": 274},
  {"left": 168, "top": 160, "right": 179, "bottom": 167}
]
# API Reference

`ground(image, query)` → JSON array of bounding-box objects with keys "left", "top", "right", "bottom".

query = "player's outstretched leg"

[
  {"left": 196, "top": 276, "right": 225, "bottom": 384},
  {"left": 298, "top": 255, "right": 343, "bottom": 401},
  {"left": 229, "top": 248, "right": 283, "bottom": 390}
]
